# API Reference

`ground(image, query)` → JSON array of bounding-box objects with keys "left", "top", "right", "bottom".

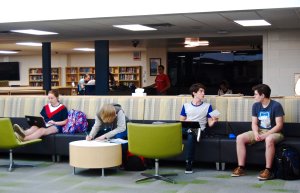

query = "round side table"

[{"left": 69, "top": 140, "right": 122, "bottom": 176}]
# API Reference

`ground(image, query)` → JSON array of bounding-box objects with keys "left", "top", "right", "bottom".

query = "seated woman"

[{"left": 14, "top": 90, "right": 68, "bottom": 141}]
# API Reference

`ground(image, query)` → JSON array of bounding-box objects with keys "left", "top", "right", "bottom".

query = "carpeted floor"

[{"left": 0, "top": 157, "right": 299, "bottom": 193}]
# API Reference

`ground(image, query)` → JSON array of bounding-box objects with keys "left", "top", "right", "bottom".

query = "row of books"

[
  {"left": 119, "top": 74, "right": 138, "bottom": 80},
  {"left": 30, "top": 68, "right": 59, "bottom": 74}
]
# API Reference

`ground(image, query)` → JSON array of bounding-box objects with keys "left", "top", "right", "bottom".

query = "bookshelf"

[
  {"left": 65, "top": 67, "right": 79, "bottom": 87},
  {"left": 29, "top": 67, "right": 61, "bottom": 87},
  {"left": 79, "top": 67, "right": 95, "bottom": 80},
  {"left": 65, "top": 67, "right": 95, "bottom": 87},
  {"left": 65, "top": 66, "right": 141, "bottom": 88},
  {"left": 110, "top": 66, "right": 142, "bottom": 88}
]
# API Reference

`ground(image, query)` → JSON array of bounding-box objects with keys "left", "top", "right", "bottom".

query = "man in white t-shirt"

[{"left": 180, "top": 83, "right": 218, "bottom": 174}]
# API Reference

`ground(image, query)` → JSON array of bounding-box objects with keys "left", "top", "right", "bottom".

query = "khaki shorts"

[{"left": 244, "top": 129, "right": 284, "bottom": 145}]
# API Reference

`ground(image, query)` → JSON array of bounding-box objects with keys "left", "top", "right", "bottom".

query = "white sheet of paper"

[
  {"left": 110, "top": 138, "right": 128, "bottom": 144},
  {"left": 209, "top": 109, "right": 221, "bottom": 117}
]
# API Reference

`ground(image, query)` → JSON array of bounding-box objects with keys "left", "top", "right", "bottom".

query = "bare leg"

[
  {"left": 24, "top": 126, "right": 58, "bottom": 141},
  {"left": 24, "top": 126, "right": 40, "bottom": 136},
  {"left": 236, "top": 133, "right": 250, "bottom": 166},
  {"left": 265, "top": 135, "right": 276, "bottom": 168}
]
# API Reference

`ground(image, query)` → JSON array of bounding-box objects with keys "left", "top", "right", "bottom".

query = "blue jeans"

[
  {"left": 114, "top": 130, "right": 128, "bottom": 139},
  {"left": 182, "top": 128, "right": 196, "bottom": 162}
]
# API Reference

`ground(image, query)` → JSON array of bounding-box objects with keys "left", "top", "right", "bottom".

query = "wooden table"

[{"left": 69, "top": 140, "right": 122, "bottom": 176}]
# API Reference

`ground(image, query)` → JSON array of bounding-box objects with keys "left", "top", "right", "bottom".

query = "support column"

[
  {"left": 95, "top": 40, "right": 109, "bottom": 95},
  {"left": 42, "top": 42, "right": 51, "bottom": 93}
]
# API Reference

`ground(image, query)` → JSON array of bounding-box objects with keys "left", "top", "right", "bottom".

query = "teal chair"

[
  {"left": 127, "top": 122, "right": 182, "bottom": 183},
  {"left": 0, "top": 118, "right": 42, "bottom": 172}
]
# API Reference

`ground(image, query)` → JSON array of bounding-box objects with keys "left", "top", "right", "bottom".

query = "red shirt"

[{"left": 155, "top": 74, "right": 170, "bottom": 94}]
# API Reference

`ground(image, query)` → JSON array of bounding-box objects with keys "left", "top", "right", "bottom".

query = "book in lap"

[{"left": 25, "top": 115, "right": 53, "bottom": 128}]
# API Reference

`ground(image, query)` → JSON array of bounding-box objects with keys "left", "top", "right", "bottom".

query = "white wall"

[{"left": 263, "top": 30, "right": 300, "bottom": 96}]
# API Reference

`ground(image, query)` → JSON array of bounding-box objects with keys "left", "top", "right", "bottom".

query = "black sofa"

[
  {"left": 219, "top": 122, "right": 300, "bottom": 169},
  {"left": 2, "top": 118, "right": 300, "bottom": 171}
]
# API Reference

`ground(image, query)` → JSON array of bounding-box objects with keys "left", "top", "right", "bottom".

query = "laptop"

[
  {"left": 25, "top": 115, "right": 52, "bottom": 128},
  {"left": 180, "top": 121, "right": 200, "bottom": 128}
]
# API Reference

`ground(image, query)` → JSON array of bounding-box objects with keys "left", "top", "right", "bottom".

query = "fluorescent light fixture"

[
  {"left": 113, "top": 24, "right": 156, "bottom": 31},
  {"left": 11, "top": 29, "right": 58, "bottom": 35},
  {"left": 234, "top": 19, "right": 271, "bottom": 26},
  {"left": 185, "top": 44, "right": 196, "bottom": 48},
  {"left": 0, "top": 50, "right": 18, "bottom": 54},
  {"left": 16, "top": 42, "right": 42, "bottom": 46},
  {"left": 184, "top": 38, "right": 209, "bottom": 47},
  {"left": 73, "top": 48, "right": 95, "bottom": 52}
]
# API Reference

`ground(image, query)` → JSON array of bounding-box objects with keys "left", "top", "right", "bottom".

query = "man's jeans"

[{"left": 182, "top": 128, "right": 197, "bottom": 161}]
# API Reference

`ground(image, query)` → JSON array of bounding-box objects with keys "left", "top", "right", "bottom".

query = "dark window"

[{"left": 167, "top": 51, "right": 262, "bottom": 95}]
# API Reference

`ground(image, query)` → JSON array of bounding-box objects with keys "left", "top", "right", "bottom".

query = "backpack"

[
  {"left": 274, "top": 145, "right": 300, "bottom": 180},
  {"left": 124, "top": 151, "right": 146, "bottom": 171},
  {"left": 62, "top": 109, "right": 88, "bottom": 134}
]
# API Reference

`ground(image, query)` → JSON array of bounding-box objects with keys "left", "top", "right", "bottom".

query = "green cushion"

[
  {"left": 127, "top": 122, "right": 182, "bottom": 159},
  {"left": 0, "top": 118, "right": 41, "bottom": 149}
]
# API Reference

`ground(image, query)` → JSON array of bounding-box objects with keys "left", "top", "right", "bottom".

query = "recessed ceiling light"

[
  {"left": 73, "top": 48, "right": 95, "bottom": 52},
  {"left": 16, "top": 42, "right": 42, "bottom": 46},
  {"left": 234, "top": 19, "right": 271, "bottom": 26},
  {"left": 113, "top": 24, "right": 156, "bottom": 31},
  {"left": 0, "top": 50, "right": 18, "bottom": 54},
  {"left": 11, "top": 29, "right": 58, "bottom": 35}
]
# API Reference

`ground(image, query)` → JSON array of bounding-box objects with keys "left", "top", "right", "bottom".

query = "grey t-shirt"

[{"left": 252, "top": 100, "right": 284, "bottom": 129}]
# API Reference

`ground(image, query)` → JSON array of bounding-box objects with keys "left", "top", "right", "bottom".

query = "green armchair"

[
  {"left": 127, "top": 122, "right": 182, "bottom": 183},
  {"left": 0, "top": 118, "right": 42, "bottom": 172}
]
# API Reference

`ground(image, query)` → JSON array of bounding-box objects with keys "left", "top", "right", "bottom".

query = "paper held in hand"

[{"left": 209, "top": 109, "right": 221, "bottom": 117}]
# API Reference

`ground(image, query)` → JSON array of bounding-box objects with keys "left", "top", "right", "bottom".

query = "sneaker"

[
  {"left": 185, "top": 161, "right": 193, "bottom": 174},
  {"left": 231, "top": 166, "right": 245, "bottom": 177},
  {"left": 14, "top": 132, "right": 24, "bottom": 142},
  {"left": 13, "top": 124, "right": 25, "bottom": 138},
  {"left": 257, "top": 169, "right": 274, "bottom": 180}
]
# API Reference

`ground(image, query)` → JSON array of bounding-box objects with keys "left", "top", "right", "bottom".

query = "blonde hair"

[{"left": 99, "top": 104, "right": 116, "bottom": 123}]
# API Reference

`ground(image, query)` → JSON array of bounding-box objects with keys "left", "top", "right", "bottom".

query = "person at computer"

[
  {"left": 180, "top": 83, "right": 219, "bottom": 174},
  {"left": 148, "top": 65, "right": 170, "bottom": 95},
  {"left": 13, "top": 90, "right": 68, "bottom": 141},
  {"left": 78, "top": 74, "right": 91, "bottom": 95},
  {"left": 217, "top": 80, "right": 232, "bottom": 96}
]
